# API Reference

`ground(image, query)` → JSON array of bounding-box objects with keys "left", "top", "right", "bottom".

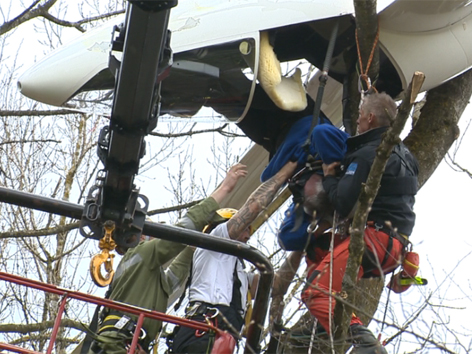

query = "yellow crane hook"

[{"left": 90, "top": 221, "right": 117, "bottom": 287}]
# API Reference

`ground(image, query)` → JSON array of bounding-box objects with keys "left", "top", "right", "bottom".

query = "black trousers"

[{"left": 171, "top": 305, "right": 243, "bottom": 354}]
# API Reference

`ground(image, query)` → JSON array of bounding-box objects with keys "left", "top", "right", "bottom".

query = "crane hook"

[{"left": 90, "top": 221, "right": 117, "bottom": 287}]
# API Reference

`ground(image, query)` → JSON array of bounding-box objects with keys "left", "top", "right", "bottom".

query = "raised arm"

[
  {"left": 210, "top": 163, "right": 248, "bottom": 204},
  {"left": 159, "top": 164, "right": 247, "bottom": 288},
  {"left": 176, "top": 163, "right": 247, "bottom": 231},
  {"left": 226, "top": 161, "right": 297, "bottom": 240}
]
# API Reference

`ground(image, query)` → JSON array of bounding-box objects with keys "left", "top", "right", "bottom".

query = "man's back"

[
  {"left": 189, "top": 223, "right": 249, "bottom": 311},
  {"left": 341, "top": 126, "right": 419, "bottom": 235},
  {"left": 109, "top": 238, "right": 187, "bottom": 339}
]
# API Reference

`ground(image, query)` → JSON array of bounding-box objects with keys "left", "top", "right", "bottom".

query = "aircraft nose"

[
  {"left": 16, "top": 16, "right": 122, "bottom": 106},
  {"left": 17, "top": 65, "right": 71, "bottom": 106},
  {"left": 17, "top": 40, "right": 111, "bottom": 107}
]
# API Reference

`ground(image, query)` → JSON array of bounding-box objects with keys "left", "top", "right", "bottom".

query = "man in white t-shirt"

[
  {"left": 170, "top": 160, "right": 297, "bottom": 353},
  {"left": 190, "top": 221, "right": 253, "bottom": 317}
]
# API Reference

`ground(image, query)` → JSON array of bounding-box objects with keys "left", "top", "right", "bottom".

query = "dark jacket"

[{"left": 323, "top": 126, "right": 419, "bottom": 236}]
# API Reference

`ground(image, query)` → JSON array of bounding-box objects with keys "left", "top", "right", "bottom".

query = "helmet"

[
  {"left": 203, "top": 208, "right": 238, "bottom": 233},
  {"left": 215, "top": 208, "right": 238, "bottom": 220}
]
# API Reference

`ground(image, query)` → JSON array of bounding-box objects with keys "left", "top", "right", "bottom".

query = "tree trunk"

[
  {"left": 277, "top": 68, "right": 472, "bottom": 353},
  {"left": 404, "top": 68, "right": 472, "bottom": 188},
  {"left": 343, "top": 0, "right": 380, "bottom": 135}
]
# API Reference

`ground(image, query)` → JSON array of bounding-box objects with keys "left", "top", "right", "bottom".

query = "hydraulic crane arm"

[{"left": 80, "top": 0, "right": 176, "bottom": 248}]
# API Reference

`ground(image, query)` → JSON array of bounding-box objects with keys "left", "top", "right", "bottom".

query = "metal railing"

[
  {"left": 0, "top": 271, "right": 225, "bottom": 354},
  {"left": 0, "top": 186, "right": 273, "bottom": 354}
]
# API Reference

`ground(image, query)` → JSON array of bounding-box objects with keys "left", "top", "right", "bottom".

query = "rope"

[
  {"left": 307, "top": 212, "right": 320, "bottom": 354},
  {"left": 355, "top": 19, "right": 380, "bottom": 100},
  {"left": 308, "top": 317, "right": 318, "bottom": 354},
  {"left": 327, "top": 211, "right": 338, "bottom": 354},
  {"left": 381, "top": 273, "right": 394, "bottom": 334}
]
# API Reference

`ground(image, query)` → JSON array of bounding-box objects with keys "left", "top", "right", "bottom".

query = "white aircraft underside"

[{"left": 17, "top": 0, "right": 472, "bottom": 127}]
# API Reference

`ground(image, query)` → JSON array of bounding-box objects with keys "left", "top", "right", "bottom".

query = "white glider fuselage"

[{"left": 17, "top": 0, "right": 472, "bottom": 124}]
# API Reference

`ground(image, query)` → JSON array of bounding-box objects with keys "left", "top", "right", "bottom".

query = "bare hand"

[
  {"left": 220, "top": 163, "right": 247, "bottom": 192},
  {"left": 210, "top": 163, "right": 247, "bottom": 204},
  {"left": 322, "top": 161, "right": 340, "bottom": 177}
]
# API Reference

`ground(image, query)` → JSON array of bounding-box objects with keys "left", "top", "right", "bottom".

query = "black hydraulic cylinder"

[{"left": 103, "top": 3, "right": 173, "bottom": 216}]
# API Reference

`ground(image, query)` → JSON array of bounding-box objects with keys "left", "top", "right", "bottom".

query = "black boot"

[{"left": 350, "top": 324, "right": 387, "bottom": 354}]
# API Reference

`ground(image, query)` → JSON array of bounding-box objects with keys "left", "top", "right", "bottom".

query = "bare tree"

[
  {"left": 272, "top": 0, "right": 472, "bottom": 352},
  {"left": 1, "top": 2, "right": 471, "bottom": 354},
  {"left": 0, "top": 2, "right": 248, "bottom": 353}
]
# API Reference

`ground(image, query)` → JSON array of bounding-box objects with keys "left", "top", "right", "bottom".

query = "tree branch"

[
  {"left": 353, "top": 0, "right": 380, "bottom": 82},
  {"left": 404, "top": 67, "right": 472, "bottom": 187},
  {"left": 343, "top": 0, "right": 381, "bottom": 135},
  {"left": 0, "top": 139, "right": 61, "bottom": 146},
  {"left": 147, "top": 200, "right": 203, "bottom": 215},
  {"left": 0, "top": 318, "right": 87, "bottom": 334},
  {"left": 0, "top": 1, "right": 124, "bottom": 36},
  {"left": 0, "top": 222, "right": 79, "bottom": 239},
  {"left": 0, "top": 0, "right": 58, "bottom": 36},
  {"left": 445, "top": 154, "right": 472, "bottom": 178},
  {"left": 150, "top": 124, "right": 245, "bottom": 138},
  {"left": 0, "top": 109, "right": 87, "bottom": 117},
  {"left": 41, "top": 9, "right": 125, "bottom": 32},
  {"left": 269, "top": 251, "right": 304, "bottom": 324}
]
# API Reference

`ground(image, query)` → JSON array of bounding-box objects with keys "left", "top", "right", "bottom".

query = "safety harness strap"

[
  {"left": 80, "top": 287, "right": 113, "bottom": 354},
  {"left": 393, "top": 144, "right": 417, "bottom": 176},
  {"left": 367, "top": 221, "right": 409, "bottom": 248},
  {"left": 378, "top": 143, "right": 418, "bottom": 195},
  {"left": 174, "top": 261, "right": 192, "bottom": 312},
  {"left": 93, "top": 313, "right": 150, "bottom": 353},
  {"left": 380, "top": 236, "right": 393, "bottom": 268},
  {"left": 229, "top": 258, "right": 245, "bottom": 317}
]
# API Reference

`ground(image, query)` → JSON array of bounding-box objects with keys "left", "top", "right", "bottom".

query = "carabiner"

[
  {"left": 206, "top": 307, "right": 220, "bottom": 319},
  {"left": 195, "top": 329, "right": 207, "bottom": 337},
  {"left": 357, "top": 74, "right": 371, "bottom": 94},
  {"left": 139, "top": 327, "right": 147, "bottom": 340}
]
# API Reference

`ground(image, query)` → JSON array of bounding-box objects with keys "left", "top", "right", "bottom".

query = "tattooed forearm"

[{"left": 227, "top": 172, "right": 287, "bottom": 239}]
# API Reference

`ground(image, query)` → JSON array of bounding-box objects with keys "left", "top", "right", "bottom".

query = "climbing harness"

[{"left": 90, "top": 220, "right": 117, "bottom": 287}]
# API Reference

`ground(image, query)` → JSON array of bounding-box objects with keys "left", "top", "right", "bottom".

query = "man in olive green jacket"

[{"left": 86, "top": 164, "right": 247, "bottom": 354}]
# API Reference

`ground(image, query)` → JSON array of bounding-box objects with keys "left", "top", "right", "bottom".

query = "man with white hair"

[{"left": 299, "top": 92, "right": 418, "bottom": 353}]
